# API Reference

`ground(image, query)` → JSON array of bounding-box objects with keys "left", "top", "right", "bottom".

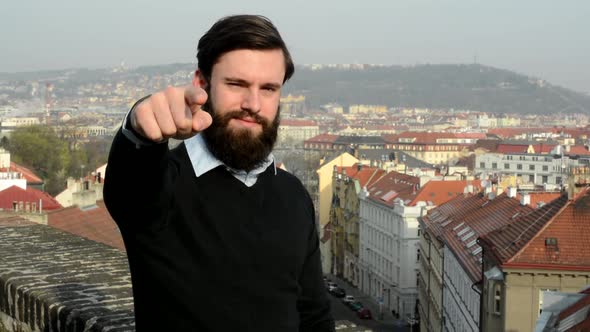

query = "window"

[
  {"left": 543, "top": 165, "right": 549, "bottom": 171},
  {"left": 517, "top": 164, "right": 523, "bottom": 170},
  {"left": 504, "top": 163, "right": 510, "bottom": 169},
  {"left": 492, "top": 162, "right": 497, "bottom": 169},
  {"left": 494, "top": 284, "right": 502, "bottom": 315},
  {"left": 480, "top": 162, "right": 485, "bottom": 168},
  {"left": 542, "top": 175, "right": 548, "bottom": 183},
  {"left": 417, "top": 248, "right": 421, "bottom": 262},
  {"left": 529, "top": 175, "right": 535, "bottom": 183},
  {"left": 556, "top": 176, "right": 562, "bottom": 184},
  {"left": 529, "top": 164, "right": 535, "bottom": 171}
]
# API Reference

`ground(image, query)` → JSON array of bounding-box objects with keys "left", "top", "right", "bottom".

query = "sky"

[{"left": 2, "top": 0, "right": 589, "bottom": 93}]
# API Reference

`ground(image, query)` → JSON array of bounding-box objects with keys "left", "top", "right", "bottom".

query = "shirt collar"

[{"left": 184, "top": 134, "right": 276, "bottom": 178}]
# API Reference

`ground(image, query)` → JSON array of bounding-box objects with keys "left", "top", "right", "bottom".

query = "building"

[
  {"left": 316, "top": 152, "right": 359, "bottom": 273},
  {"left": 277, "top": 119, "right": 319, "bottom": 148},
  {"left": 359, "top": 172, "right": 480, "bottom": 323},
  {"left": 474, "top": 151, "right": 587, "bottom": 187},
  {"left": 330, "top": 164, "right": 385, "bottom": 282},
  {"left": 478, "top": 179, "right": 590, "bottom": 332},
  {"left": 383, "top": 132, "right": 484, "bottom": 166}
]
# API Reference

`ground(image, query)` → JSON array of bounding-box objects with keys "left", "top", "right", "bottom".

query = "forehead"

[{"left": 212, "top": 49, "right": 286, "bottom": 84}]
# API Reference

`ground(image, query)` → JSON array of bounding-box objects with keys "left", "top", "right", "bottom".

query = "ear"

[{"left": 192, "top": 70, "right": 208, "bottom": 89}]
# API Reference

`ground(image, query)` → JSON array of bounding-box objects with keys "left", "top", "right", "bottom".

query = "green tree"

[{"left": 7, "top": 125, "right": 70, "bottom": 195}]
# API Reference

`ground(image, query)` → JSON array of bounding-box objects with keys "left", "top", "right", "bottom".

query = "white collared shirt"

[{"left": 122, "top": 113, "right": 275, "bottom": 187}]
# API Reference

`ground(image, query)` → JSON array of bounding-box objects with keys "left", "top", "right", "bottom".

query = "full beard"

[{"left": 201, "top": 99, "right": 280, "bottom": 172}]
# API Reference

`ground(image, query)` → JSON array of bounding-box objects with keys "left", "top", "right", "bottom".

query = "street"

[{"left": 327, "top": 274, "right": 410, "bottom": 332}]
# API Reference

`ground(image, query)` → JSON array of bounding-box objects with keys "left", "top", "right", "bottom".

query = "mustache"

[{"left": 217, "top": 110, "right": 266, "bottom": 125}]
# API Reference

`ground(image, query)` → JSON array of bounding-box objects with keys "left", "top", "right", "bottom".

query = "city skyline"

[{"left": 2, "top": 1, "right": 589, "bottom": 93}]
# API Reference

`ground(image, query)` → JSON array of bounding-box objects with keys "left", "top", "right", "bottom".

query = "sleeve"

[
  {"left": 297, "top": 196, "right": 335, "bottom": 332},
  {"left": 103, "top": 100, "right": 176, "bottom": 232}
]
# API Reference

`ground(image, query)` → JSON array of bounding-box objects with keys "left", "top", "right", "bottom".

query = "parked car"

[
  {"left": 357, "top": 308, "right": 372, "bottom": 320},
  {"left": 325, "top": 281, "right": 338, "bottom": 291},
  {"left": 329, "top": 287, "right": 346, "bottom": 298},
  {"left": 347, "top": 301, "right": 364, "bottom": 312},
  {"left": 342, "top": 295, "right": 355, "bottom": 304}
]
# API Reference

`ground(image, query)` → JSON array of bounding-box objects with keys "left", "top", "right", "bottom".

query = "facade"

[
  {"left": 474, "top": 152, "right": 587, "bottom": 186},
  {"left": 359, "top": 171, "right": 422, "bottom": 321},
  {"left": 316, "top": 152, "right": 359, "bottom": 273},
  {"left": 329, "top": 164, "right": 385, "bottom": 283},
  {"left": 383, "top": 132, "right": 483, "bottom": 165},
  {"left": 277, "top": 119, "right": 319, "bottom": 148}
]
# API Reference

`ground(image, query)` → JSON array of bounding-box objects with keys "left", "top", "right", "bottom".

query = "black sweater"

[{"left": 104, "top": 130, "right": 334, "bottom": 332}]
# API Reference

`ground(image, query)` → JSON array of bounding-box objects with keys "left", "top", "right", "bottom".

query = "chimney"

[
  {"left": 520, "top": 193, "right": 531, "bottom": 206},
  {"left": 484, "top": 184, "right": 493, "bottom": 195},
  {"left": 508, "top": 187, "right": 517, "bottom": 198}
]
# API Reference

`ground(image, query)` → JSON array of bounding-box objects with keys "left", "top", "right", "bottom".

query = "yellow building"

[
  {"left": 348, "top": 104, "right": 388, "bottom": 114},
  {"left": 316, "top": 153, "right": 358, "bottom": 273},
  {"left": 328, "top": 165, "right": 385, "bottom": 283},
  {"left": 479, "top": 185, "right": 590, "bottom": 332}
]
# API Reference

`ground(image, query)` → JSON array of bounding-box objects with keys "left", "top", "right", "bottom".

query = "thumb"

[
  {"left": 184, "top": 85, "right": 208, "bottom": 114},
  {"left": 192, "top": 109, "right": 213, "bottom": 132}
]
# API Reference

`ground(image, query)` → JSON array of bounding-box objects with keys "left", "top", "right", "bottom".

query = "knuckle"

[{"left": 164, "top": 85, "right": 177, "bottom": 97}]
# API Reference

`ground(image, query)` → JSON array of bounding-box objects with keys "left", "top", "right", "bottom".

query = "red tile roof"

[
  {"left": 366, "top": 171, "right": 420, "bottom": 207},
  {"left": 383, "top": 132, "right": 478, "bottom": 145},
  {"left": 567, "top": 145, "right": 590, "bottom": 156},
  {"left": 516, "top": 192, "right": 561, "bottom": 208},
  {"left": 47, "top": 200, "right": 125, "bottom": 251},
  {"left": 0, "top": 162, "right": 44, "bottom": 184},
  {"left": 488, "top": 128, "right": 556, "bottom": 139},
  {"left": 421, "top": 191, "right": 534, "bottom": 282},
  {"left": 532, "top": 143, "right": 558, "bottom": 154},
  {"left": 480, "top": 189, "right": 590, "bottom": 271},
  {"left": 410, "top": 180, "right": 482, "bottom": 206},
  {"left": 305, "top": 133, "right": 339, "bottom": 144},
  {"left": 280, "top": 119, "right": 317, "bottom": 127},
  {"left": 496, "top": 144, "right": 529, "bottom": 154},
  {"left": 0, "top": 185, "right": 62, "bottom": 211},
  {"left": 335, "top": 165, "right": 386, "bottom": 188}
]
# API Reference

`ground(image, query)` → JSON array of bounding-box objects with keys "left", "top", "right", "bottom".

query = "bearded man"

[{"left": 103, "top": 15, "right": 334, "bottom": 332}]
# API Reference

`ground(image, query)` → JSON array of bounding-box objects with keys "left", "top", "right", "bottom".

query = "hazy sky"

[{"left": 2, "top": 1, "right": 589, "bottom": 92}]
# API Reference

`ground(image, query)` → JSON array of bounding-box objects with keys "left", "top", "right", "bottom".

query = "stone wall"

[{"left": 0, "top": 220, "right": 135, "bottom": 331}]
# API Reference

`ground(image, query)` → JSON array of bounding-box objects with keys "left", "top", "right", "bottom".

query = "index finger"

[{"left": 184, "top": 85, "right": 208, "bottom": 113}]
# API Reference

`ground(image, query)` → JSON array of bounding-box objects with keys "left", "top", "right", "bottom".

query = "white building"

[
  {"left": 358, "top": 172, "right": 422, "bottom": 320},
  {"left": 443, "top": 247, "right": 480, "bottom": 332},
  {"left": 475, "top": 152, "right": 587, "bottom": 186}
]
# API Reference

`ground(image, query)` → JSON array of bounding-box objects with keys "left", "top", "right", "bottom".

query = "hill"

[
  {"left": 2, "top": 63, "right": 589, "bottom": 115},
  {"left": 283, "top": 64, "right": 590, "bottom": 115}
]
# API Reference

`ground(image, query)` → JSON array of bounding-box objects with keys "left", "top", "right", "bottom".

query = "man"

[{"left": 104, "top": 15, "right": 334, "bottom": 331}]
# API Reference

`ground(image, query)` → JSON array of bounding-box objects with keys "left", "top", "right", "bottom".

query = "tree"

[
  {"left": 6, "top": 125, "right": 113, "bottom": 195},
  {"left": 7, "top": 125, "right": 69, "bottom": 182}
]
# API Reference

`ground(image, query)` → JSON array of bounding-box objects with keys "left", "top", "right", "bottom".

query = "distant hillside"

[
  {"left": 2, "top": 63, "right": 589, "bottom": 115},
  {"left": 283, "top": 64, "right": 590, "bottom": 115}
]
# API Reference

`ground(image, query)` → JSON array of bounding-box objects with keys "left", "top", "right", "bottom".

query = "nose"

[{"left": 241, "top": 89, "right": 261, "bottom": 114}]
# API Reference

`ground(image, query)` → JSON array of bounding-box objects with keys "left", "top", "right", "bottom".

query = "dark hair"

[{"left": 197, "top": 15, "right": 294, "bottom": 83}]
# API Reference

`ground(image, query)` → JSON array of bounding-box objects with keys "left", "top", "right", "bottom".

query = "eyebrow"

[{"left": 223, "top": 77, "right": 282, "bottom": 90}]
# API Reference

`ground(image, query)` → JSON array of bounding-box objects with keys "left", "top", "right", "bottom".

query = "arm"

[
  {"left": 103, "top": 125, "right": 174, "bottom": 231},
  {"left": 104, "top": 84, "right": 211, "bottom": 231}
]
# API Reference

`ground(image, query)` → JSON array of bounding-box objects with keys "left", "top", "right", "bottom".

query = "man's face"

[{"left": 195, "top": 49, "right": 286, "bottom": 171}]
